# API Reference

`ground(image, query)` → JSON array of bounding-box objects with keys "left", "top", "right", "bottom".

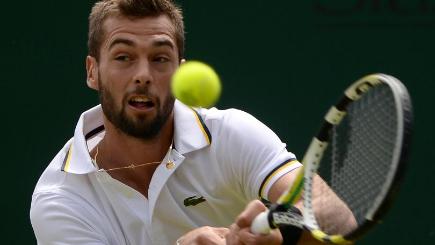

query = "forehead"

[{"left": 101, "top": 15, "right": 177, "bottom": 51}]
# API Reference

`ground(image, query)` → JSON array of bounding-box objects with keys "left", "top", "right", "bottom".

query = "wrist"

[{"left": 279, "top": 206, "right": 303, "bottom": 245}]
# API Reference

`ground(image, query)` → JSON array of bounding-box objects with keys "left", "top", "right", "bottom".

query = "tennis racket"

[{"left": 251, "top": 73, "right": 413, "bottom": 244}]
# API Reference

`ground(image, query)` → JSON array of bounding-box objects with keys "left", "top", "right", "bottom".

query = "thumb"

[{"left": 235, "top": 200, "right": 267, "bottom": 228}]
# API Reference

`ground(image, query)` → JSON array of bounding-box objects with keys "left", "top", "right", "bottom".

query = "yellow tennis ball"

[{"left": 171, "top": 61, "right": 221, "bottom": 108}]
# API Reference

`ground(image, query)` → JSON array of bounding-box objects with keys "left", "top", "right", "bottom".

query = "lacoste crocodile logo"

[{"left": 183, "top": 195, "right": 206, "bottom": 207}]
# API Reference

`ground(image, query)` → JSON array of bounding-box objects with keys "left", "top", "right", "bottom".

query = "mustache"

[
  {"left": 125, "top": 87, "right": 156, "bottom": 99},
  {"left": 123, "top": 87, "right": 161, "bottom": 107},
  {"left": 127, "top": 86, "right": 151, "bottom": 95}
]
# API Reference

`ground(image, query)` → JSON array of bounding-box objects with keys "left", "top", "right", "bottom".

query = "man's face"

[{"left": 90, "top": 15, "right": 179, "bottom": 139}]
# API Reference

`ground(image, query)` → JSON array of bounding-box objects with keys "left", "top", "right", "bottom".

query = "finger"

[
  {"left": 178, "top": 235, "right": 224, "bottom": 245},
  {"left": 197, "top": 227, "right": 226, "bottom": 245},
  {"left": 236, "top": 200, "right": 267, "bottom": 228},
  {"left": 238, "top": 227, "right": 283, "bottom": 245},
  {"left": 214, "top": 227, "right": 230, "bottom": 237},
  {"left": 177, "top": 226, "right": 227, "bottom": 245},
  {"left": 225, "top": 223, "right": 241, "bottom": 245}
]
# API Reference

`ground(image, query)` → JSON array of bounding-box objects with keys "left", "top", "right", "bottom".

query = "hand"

[
  {"left": 176, "top": 226, "right": 229, "bottom": 245},
  {"left": 226, "top": 200, "right": 283, "bottom": 245}
]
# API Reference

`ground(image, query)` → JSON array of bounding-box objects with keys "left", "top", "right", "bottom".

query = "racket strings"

[{"left": 313, "top": 84, "right": 398, "bottom": 235}]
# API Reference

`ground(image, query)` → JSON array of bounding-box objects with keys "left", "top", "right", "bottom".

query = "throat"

[{"left": 92, "top": 128, "right": 175, "bottom": 199}]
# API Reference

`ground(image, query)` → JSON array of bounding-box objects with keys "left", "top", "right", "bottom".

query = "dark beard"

[{"left": 98, "top": 78, "right": 175, "bottom": 140}]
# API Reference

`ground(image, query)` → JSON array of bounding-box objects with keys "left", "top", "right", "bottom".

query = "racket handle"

[{"left": 251, "top": 211, "right": 272, "bottom": 234}]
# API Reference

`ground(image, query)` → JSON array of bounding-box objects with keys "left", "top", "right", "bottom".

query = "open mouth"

[{"left": 128, "top": 96, "right": 155, "bottom": 109}]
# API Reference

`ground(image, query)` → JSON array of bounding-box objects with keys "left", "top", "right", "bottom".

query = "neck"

[{"left": 96, "top": 113, "right": 174, "bottom": 172}]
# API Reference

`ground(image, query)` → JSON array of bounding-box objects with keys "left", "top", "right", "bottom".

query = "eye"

[
  {"left": 115, "top": 55, "right": 130, "bottom": 62},
  {"left": 153, "top": 56, "right": 170, "bottom": 63}
]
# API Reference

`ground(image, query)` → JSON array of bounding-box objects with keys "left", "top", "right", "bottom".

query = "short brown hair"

[{"left": 88, "top": 0, "right": 184, "bottom": 61}]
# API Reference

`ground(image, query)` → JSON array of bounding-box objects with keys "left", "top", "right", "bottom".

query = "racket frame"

[
  {"left": 252, "top": 74, "right": 413, "bottom": 244},
  {"left": 302, "top": 74, "right": 413, "bottom": 243}
]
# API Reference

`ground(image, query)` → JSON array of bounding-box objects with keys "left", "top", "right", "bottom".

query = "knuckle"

[
  {"left": 236, "top": 214, "right": 249, "bottom": 226},
  {"left": 203, "top": 226, "right": 213, "bottom": 232}
]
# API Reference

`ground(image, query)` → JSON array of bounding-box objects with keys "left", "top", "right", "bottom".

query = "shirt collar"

[
  {"left": 62, "top": 100, "right": 211, "bottom": 174},
  {"left": 173, "top": 100, "right": 211, "bottom": 154}
]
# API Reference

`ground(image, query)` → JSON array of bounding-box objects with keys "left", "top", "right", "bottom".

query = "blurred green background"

[{"left": 2, "top": 0, "right": 434, "bottom": 244}]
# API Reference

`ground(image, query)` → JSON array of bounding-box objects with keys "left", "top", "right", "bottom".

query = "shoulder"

[
  {"left": 31, "top": 190, "right": 87, "bottom": 221},
  {"left": 30, "top": 189, "right": 108, "bottom": 244},
  {"left": 33, "top": 139, "right": 72, "bottom": 194},
  {"left": 31, "top": 148, "right": 105, "bottom": 243},
  {"left": 196, "top": 107, "right": 269, "bottom": 133},
  {"left": 32, "top": 138, "right": 97, "bottom": 217},
  {"left": 196, "top": 107, "right": 282, "bottom": 144},
  {"left": 196, "top": 106, "right": 254, "bottom": 121}
]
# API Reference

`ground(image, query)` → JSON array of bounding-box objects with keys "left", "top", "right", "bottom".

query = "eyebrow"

[
  {"left": 152, "top": 38, "right": 175, "bottom": 50},
  {"left": 108, "top": 38, "right": 175, "bottom": 51},
  {"left": 108, "top": 38, "right": 135, "bottom": 50}
]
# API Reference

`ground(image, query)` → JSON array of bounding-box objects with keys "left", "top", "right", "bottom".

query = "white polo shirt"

[{"left": 30, "top": 100, "right": 301, "bottom": 245}]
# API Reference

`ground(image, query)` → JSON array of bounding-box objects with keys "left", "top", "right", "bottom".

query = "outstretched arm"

[{"left": 268, "top": 169, "right": 357, "bottom": 244}]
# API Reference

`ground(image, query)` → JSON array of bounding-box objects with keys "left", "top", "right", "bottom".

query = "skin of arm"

[{"left": 268, "top": 169, "right": 357, "bottom": 244}]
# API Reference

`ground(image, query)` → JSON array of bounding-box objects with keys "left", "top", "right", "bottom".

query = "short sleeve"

[{"left": 215, "top": 109, "right": 301, "bottom": 201}]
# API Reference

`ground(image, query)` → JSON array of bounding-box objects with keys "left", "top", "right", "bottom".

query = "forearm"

[
  {"left": 310, "top": 175, "right": 357, "bottom": 235},
  {"left": 269, "top": 171, "right": 357, "bottom": 244}
]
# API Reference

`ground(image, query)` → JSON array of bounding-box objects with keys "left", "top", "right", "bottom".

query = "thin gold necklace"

[{"left": 93, "top": 145, "right": 173, "bottom": 172}]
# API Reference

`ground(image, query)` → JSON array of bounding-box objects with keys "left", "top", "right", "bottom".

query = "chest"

[
  {"left": 91, "top": 151, "right": 249, "bottom": 245},
  {"left": 108, "top": 163, "right": 159, "bottom": 199}
]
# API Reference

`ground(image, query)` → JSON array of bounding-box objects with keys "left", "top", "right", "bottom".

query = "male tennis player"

[{"left": 30, "top": 0, "right": 355, "bottom": 244}]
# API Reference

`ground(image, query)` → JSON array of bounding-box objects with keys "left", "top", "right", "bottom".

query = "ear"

[{"left": 86, "top": 56, "right": 99, "bottom": 90}]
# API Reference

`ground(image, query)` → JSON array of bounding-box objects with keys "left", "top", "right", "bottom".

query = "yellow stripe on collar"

[
  {"left": 189, "top": 108, "right": 212, "bottom": 145},
  {"left": 62, "top": 145, "right": 73, "bottom": 172}
]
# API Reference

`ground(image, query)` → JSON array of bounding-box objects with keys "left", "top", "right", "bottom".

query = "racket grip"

[{"left": 251, "top": 211, "right": 272, "bottom": 234}]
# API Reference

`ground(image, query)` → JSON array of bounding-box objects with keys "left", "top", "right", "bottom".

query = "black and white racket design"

[{"left": 252, "top": 74, "right": 413, "bottom": 244}]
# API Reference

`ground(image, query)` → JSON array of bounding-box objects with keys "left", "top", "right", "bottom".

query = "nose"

[{"left": 133, "top": 60, "right": 152, "bottom": 86}]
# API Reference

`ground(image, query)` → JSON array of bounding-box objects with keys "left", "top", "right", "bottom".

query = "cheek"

[
  {"left": 158, "top": 77, "right": 173, "bottom": 98},
  {"left": 104, "top": 63, "right": 131, "bottom": 85},
  {"left": 156, "top": 70, "right": 175, "bottom": 90},
  {"left": 99, "top": 71, "right": 127, "bottom": 101}
]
